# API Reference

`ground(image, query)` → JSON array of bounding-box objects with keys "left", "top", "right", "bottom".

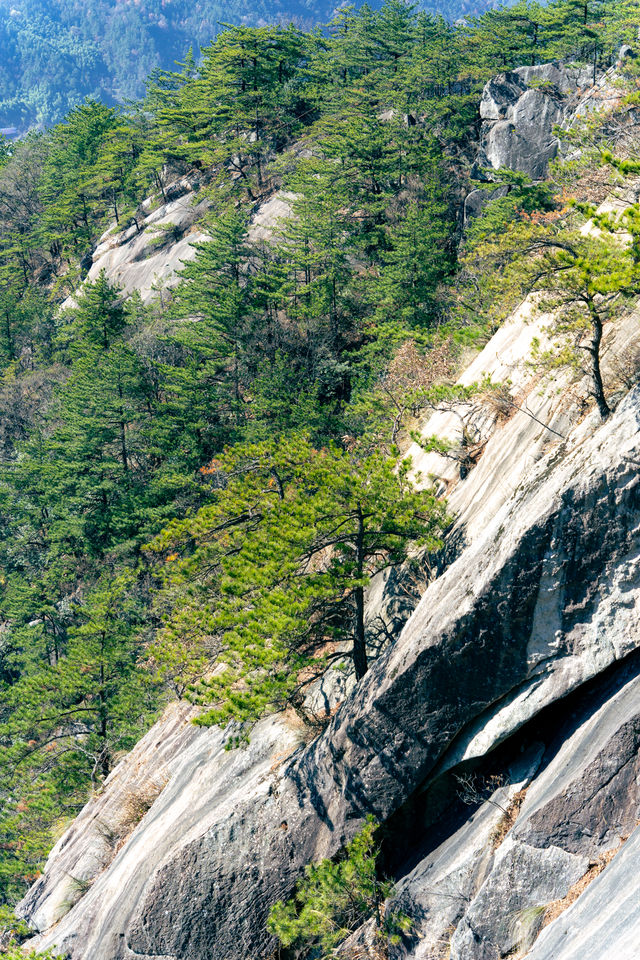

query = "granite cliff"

[{"left": 15, "top": 61, "right": 640, "bottom": 960}]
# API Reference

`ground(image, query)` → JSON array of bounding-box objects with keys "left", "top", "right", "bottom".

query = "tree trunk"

[
  {"left": 353, "top": 584, "right": 368, "bottom": 680},
  {"left": 154, "top": 170, "right": 167, "bottom": 203},
  {"left": 99, "top": 634, "right": 110, "bottom": 779},
  {"left": 255, "top": 106, "right": 263, "bottom": 189},
  {"left": 587, "top": 303, "right": 610, "bottom": 418},
  {"left": 353, "top": 505, "right": 368, "bottom": 680}
]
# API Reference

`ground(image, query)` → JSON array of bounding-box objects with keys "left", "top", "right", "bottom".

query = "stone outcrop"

[
  {"left": 466, "top": 60, "right": 624, "bottom": 220},
  {"left": 477, "top": 63, "right": 593, "bottom": 180},
  {"left": 391, "top": 655, "right": 640, "bottom": 960},
  {"left": 67, "top": 182, "right": 293, "bottom": 308},
  {"left": 63, "top": 177, "right": 210, "bottom": 307},
  {"left": 405, "top": 185, "right": 640, "bottom": 549},
  {"left": 20, "top": 354, "right": 640, "bottom": 958},
  {"left": 523, "top": 829, "right": 640, "bottom": 960},
  {"left": 477, "top": 63, "right": 593, "bottom": 181}
]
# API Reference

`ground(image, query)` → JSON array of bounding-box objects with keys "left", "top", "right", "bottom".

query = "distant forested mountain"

[{"left": 0, "top": 0, "right": 498, "bottom": 130}]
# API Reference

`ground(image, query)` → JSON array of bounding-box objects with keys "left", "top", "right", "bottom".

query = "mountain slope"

[
  {"left": 16, "top": 53, "right": 640, "bottom": 958},
  {"left": 20, "top": 218, "right": 640, "bottom": 960},
  {"left": 0, "top": 0, "right": 496, "bottom": 131},
  {"left": 2, "top": 1, "right": 640, "bottom": 955}
]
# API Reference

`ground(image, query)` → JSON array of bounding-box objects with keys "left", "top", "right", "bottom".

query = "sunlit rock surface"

[
  {"left": 478, "top": 62, "right": 595, "bottom": 180},
  {"left": 20, "top": 358, "right": 640, "bottom": 959}
]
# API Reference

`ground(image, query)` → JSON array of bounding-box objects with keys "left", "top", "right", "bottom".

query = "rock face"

[
  {"left": 66, "top": 182, "right": 293, "bottom": 308},
  {"left": 20, "top": 361, "right": 640, "bottom": 958},
  {"left": 477, "top": 62, "right": 594, "bottom": 180},
  {"left": 62, "top": 177, "right": 210, "bottom": 307},
  {"left": 392, "top": 656, "right": 640, "bottom": 960},
  {"left": 19, "top": 708, "right": 306, "bottom": 957},
  {"left": 404, "top": 186, "right": 640, "bottom": 549},
  {"left": 523, "top": 828, "right": 640, "bottom": 960}
]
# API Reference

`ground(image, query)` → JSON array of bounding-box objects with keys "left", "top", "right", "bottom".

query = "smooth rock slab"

[
  {"left": 390, "top": 747, "right": 544, "bottom": 960},
  {"left": 449, "top": 839, "right": 588, "bottom": 960},
  {"left": 23, "top": 384, "right": 640, "bottom": 960},
  {"left": 398, "top": 648, "right": 640, "bottom": 959},
  {"left": 522, "top": 826, "right": 640, "bottom": 960}
]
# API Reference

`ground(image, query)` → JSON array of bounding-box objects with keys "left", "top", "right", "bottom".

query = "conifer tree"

[
  {"left": 374, "top": 181, "right": 452, "bottom": 330},
  {"left": 268, "top": 817, "right": 410, "bottom": 958},
  {"left": 477, "top": 220, "right": 639, "bottom": 419},
  {"left": 278, "top": 158, "right": 354, "bottom": 367},
  {"left": 150, "top": 435, "right": 448, "bottom": 725},
  {"left": 39, "top": 101, "right": 120, "bottom": 261},
  {"left": 147, "top": 26, "right": 308, "bottom": 194},
  {"left": 164, "top": 203, "right": 252, "bottom": 449},
  {"left": 527, "top": 231, "right": 638, "bottom": 418}
]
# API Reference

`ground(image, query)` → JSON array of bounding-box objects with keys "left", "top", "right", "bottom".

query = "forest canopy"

[{"left": 1, "top": 0, "right": 506, "bottom": 132}]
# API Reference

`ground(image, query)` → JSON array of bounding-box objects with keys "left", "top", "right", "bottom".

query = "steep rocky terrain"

[{"left": 16, "top": 61, "right": 640, "bottom": 960}]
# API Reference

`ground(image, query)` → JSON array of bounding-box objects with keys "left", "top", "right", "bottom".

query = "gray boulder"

[
  {"left": 477, "top": 62, "right": 593, "bottom": 180},
  {"left": 389, "top": 746, "right": 545, "bottom": 960}
]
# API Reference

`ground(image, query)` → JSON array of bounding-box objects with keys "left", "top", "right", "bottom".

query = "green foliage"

[
  {"left": 462, "top": 194, "right": 640, "bottom": 419},
  {"left": 149, "top": 434, "right": 449, "bottom": 725},
  {"left": 268, "top": 817, "right": 411, "bottom": 959},
  {"left": 0, "top": 138, "right": 11, "bottom": 170},
  {"left": 38, "top": 101, "right": 120, "bottom": 261},
  {"left": 0, "top": 0, "right": 322, "bottom": 132},
  {"left": 0, "top": 949, "right": 55, "bottom": 960},
  {"left": 465, "top": 170, "right": 557, "bottom": 246},
  {"left": 528, "top": 229, "right": 640, "bottom": 416}
]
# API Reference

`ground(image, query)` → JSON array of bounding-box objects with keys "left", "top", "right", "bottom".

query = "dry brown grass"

[
  {"left": 111, "top": 774, "right": 169, "bottom": 852},
  {"left": 489, "top": 788, "right": 528, "bottom": 850},
  {"left": 541, "top": 838, "right": 626, "bottom": 929}
]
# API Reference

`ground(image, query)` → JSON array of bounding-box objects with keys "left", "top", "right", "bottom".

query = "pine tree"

[
  {"left": 163, "top": 203, "right": 252, "bottom": 450},
  {"left": 147, "top": 26, "right": 309, "bottom": 195},
  {"left": 0, "top": 574, "right": 156, "bottom": 906},
  {"left": 527, "top": 231, "right": 637, "bottom": 418},
  {"left": 39, "top": 100, "right": 120, "bottom": 263},
  {"left": 0, "top": 136, "right": 11, "bottom": 170},
  {"left": 277, "top": 157, "right": 354, "bottom": 369},
  {"left": 149, "top": 435, "right": 448, "bottom": 726},
  {"left": 268, "top": 817, "right": 410, "bottom": 959},
  {"left": 475, "top": 217, "right": 640, "bottom": 420},
  {"left": 374, "top": 178, "right": 452, "bottom": 331}
]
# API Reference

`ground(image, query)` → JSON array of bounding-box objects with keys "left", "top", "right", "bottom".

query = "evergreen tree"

[
  {"left": 162, "top": 204, "right": 252, "bottom": 451},
  {"left": 526, "top": 230, "right": 638, "bottom": 418},
  {"left": 39, "top": 101, "right": 120, "bottom": 263},
  {"left": 374, "top": 179, "right": 452, "bottom": 330},
  {"left": 268, "top": 817, "right": 410, "bottom": 959},
  {"left": 150, "top": 435, "right": 448, "bottom": 725},
  {"left": 147, "top": 26, "right": 309, "bottom": 195},
  {"left": 0, "top": 137, "right": 11, "bottom": 170},
  {"left": 0, "top": 574, "right": 156, "bottom": 907}
]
